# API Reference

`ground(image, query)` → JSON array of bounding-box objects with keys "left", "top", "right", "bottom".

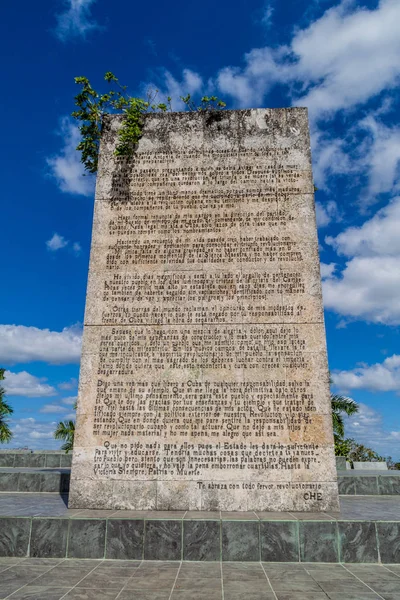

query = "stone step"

[
  {"left": 0, "top": 469, "right": 70, "bottom": 493},
  {"left": 0, "top": 512, "right": 398, "bottom": 562}
]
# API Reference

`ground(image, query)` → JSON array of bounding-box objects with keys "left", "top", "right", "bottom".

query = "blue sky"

[{"left": 1, "top": 0, "right": 400, "bottom": 458}]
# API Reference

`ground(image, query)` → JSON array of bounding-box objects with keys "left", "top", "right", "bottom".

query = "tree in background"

[
  {"left": 54, "top": 401, "right": 76, "bottom": 453},
  {"left": 331, "top": 392, "right": 359, "bottom": 453},
  {"left": 0, "top": 369, "right": 13, "bottom": 443}
]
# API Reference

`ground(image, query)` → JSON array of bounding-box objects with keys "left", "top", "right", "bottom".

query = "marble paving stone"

[
  {"left": 8, "top": 587, "right": 71, "bottom": 600},
  {"left": 62, "top": 590, "right": 120, "bottom": 599},
  {"left": 18, "top": 473, "right": 41, "bottom": 493},
  {"left": 338, "top": 521, "right": 378, "bottom": 563},
  {"left": 299, "top": 521, "right": 339, "bottom": 563},
  {"left": 0, "top": 517, "right": 31, "bottom": 557},
  {"left": 184, "top": 512, "right": 221, "bottom": 520},
  {"left": 77, "top": 572, "right": 130, "bottom": 588},
  {"left": 171, "top": 592, "right": 222, "bottom": 600},
  {"left": 125, "top": 575, "right": 177, "bottom": 591},
  {"left": 273, "top": 595, "right": 329, "bottom": 600},
  {"left": 118, "top": 593, "right": 170, "bottom": 600},
  {"left": 256, "top": 512, "right": 297, "bottom": 520},
  {"left": 223, "top": 593, "right": 275, "bottom": 600},
  {"left": 378, "top": 476, "right": 400, "bottom": 495},
  {"left": 354, "top": 477, "right": 379, "bottom": 495},
  {"left": 0, "top": 472, "right": 19, "bottom": 491},
  {"left": 143, "top": 520, "right": 182, "bottom": 560},
  {"left": 183, "top": 519, "right": 220, "bottom": 561},
  {"left": 30, "top": 519, "right": 69, "bottom": 558},
  {"left": 260, "top": 521, "right": 299, "bottom": 562},
  {"left": 221, "top": 521, "right": 260, "bottom": 561},
  {"left": 326, "top": 595, "right": 381, "bottom": 600},
  {"left": 174, "top": 577, "right": 222, "bottom": 590},
  {"left": 338, "top": 477, "right": 356, "bottom": 495},
  {"left": 376, "top": 522, "right": 400, "bottom": 563},
  {"left": 67, "top": 520, "right": 106, "bottom": 559},
  {"left": 223, "top": 580, "right": 272, "bottom": 595},
  {"left": 105, "top": 519, "right": 144, "bottom": 560},
  {"left": 357, "top": 581, "right": 400, "bottom": 594},
  {"left": 316, "top": 581, "right": 373, "bottom": 593},
  {"left": 94, "top": 560, "right": 141, "bottom": 568},
  {"left": 32, "top": 568, "right": 93, "bottom": 586}
]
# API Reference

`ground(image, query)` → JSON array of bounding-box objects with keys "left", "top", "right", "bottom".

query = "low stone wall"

[
  {"left": 0, "top": 452, "right": 72, "bottom": 468},
  {"left": 0, "top": 515, "right": 398, "bottom": 562},
  {"left": 0, "top": 471, "right": 69, "bottom": 493},
  {"left": 338, "top": 474, "right": 400, "bottom": 495}
]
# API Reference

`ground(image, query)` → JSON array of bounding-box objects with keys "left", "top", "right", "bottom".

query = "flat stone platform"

[
  {"left": 1, "top": 558, "right": 400, "bottom": 600},
  {"left": 1, "top": 494, "right": 400, "bottom": 563},
  {"left": 338, "top": 471, "right": 400, "bottom": 495}
]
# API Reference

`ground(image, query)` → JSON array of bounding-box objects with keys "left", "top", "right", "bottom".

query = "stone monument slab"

[{"left": 69, "top": 108, "right": 339, "bottom": 511}]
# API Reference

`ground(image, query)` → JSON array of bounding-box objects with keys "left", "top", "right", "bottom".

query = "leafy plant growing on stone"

[
  {"left": 0, "top": 369, "right": 13, "bottom": 443},
  {"left": 72, "top": 72, "right": 226, "bottom": 173}
]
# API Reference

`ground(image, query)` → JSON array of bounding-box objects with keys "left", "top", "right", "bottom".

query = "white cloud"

[
  {"left": 316, "top": 200, "right": 340, "bottom": 228},
  {"left": 323, "top": 197, "right": 400, "bottom": 324},
  {"left": 72, "top": 242, "right": 82, "bottom": 256},
  {"left": 64, "top": 412, "right": 77, "bottom": 420},
  {"left": 333, "top": 355, "right": 400, "bottom": 394},
  {"left": 150, "top": 69, "right": 204, "bottom": 112},
  {"left": 58, "top": 378, "right": 78, "bottom": 391},
  {"left": 212, "top": 0, "right": 400, "bottom": 121},
  {"left": 3, "top": 371, "right": 57, "bottom": 397},
  {"left": 8, "top": 418, "right": 60, "bottom": 450},
  {"left": 40, "top": 403, "right": 68, "bottom": 414},
  {"left": 55, "top": 0, "right": 101, "bottom": 42},
  {"left": 46, "top": 233, "right": 82, "bottom": 257},
  {"left": 0, "top": 324, "right": 82, "bottom": 365},
  {"left": 345, "top": 403, "right": 400, "bottom": 457},
  {"left": 261, "top": 3, "right": 274, "bottom": 28},
  {"left": 61, "top": 396, "right": 77, "bottom": 406},
  {"left": 47, "top": 117, "right": 94, "bottom": 197},
  {"left": 357, "top": 116, "right": 400, "bottom": 203},
  {"left": 46, "top": 233, "right": 68, "bottom": 252},
  {"left": 320, "top": 262, "right": 336, "bottom": 279}
]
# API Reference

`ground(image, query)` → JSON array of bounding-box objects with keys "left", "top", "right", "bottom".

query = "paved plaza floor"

[
  {"left": 1, "top": 558, "right": 400, "bottom": 600},
  {"left": 1, "top": 493, "right": 400, "bottom": 520}
]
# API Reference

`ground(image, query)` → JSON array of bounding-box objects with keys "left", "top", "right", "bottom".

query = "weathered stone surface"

[{"left": 69, "top": 109, "right": 339, "bottom": 511}]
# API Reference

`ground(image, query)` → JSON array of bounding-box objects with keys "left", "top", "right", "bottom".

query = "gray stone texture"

[
  {"left": 70, "top": 108, "right": 339, "bottom": 513},
  {"left": 144, "top": 520, "right": 182, "bottom": 560},
  {"left": 67, "top": 520, "right": 106, "bottom": 559},
  {"left": 376, "top": 522, "right": 400, "bottom": 563},
  {"left": 260, "top": 521, "right": 299, "bottom": 562},
  {"left": 338, "top": 522, "right": 378, "bottom": 563},
  {"left": 355, "top": 477, "right": 379, "bottom": 495},
  {"left": 105, "top": 519, "right": 144, "bottom": 560},
  {"left": 183, "top": 519, "right": 221, "bottom": 561},
  {"left": 335, "top": 457, "right": 346, "bottom": 471},
  {"left": 30, "top": 519, "right": 69, "bottom": 558},
  {"left": 0, "top": 518, "right": 31, "bottom": 557},
  {"left": 222, "top": 521, "right": 260, "bottom": 561},
  {"left": 299, "top": 522, "right": 339, "bottom": 563}
]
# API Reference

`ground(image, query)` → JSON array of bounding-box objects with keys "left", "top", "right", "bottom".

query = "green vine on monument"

[{"left": 72, "top": 72, "right": 226, "bottom": 174}]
